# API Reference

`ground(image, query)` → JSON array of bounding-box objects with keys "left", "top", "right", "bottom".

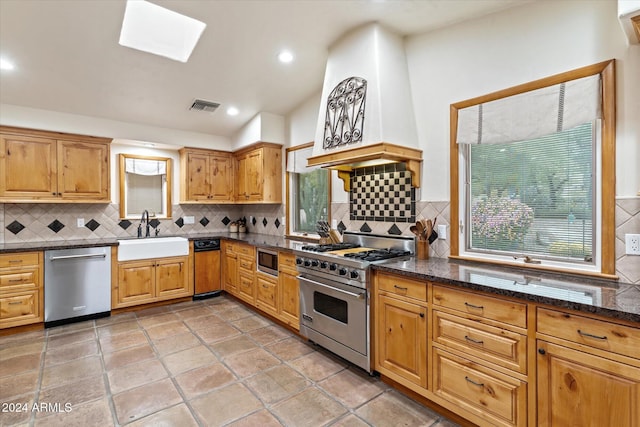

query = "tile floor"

[{"left": 0, "top": 296, "right": 460, "bottom": 427}]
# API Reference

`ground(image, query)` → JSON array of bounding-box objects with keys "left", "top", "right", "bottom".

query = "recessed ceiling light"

[
  {"left": 0, "top": 57, "right": 15, "bottom": 71},
  {"left": 278, "top": 50, "right": 294, "bottom": 64},
  {"left": 226, "top": 107, "right": 239, "bottom": 116},
  {"left": 119, "top": 0, "right": 206, "bottom": 63}
]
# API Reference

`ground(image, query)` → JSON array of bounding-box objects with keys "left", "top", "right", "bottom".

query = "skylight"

[{"left": 119, "top": 0, "right": 206, "bottom": 63}]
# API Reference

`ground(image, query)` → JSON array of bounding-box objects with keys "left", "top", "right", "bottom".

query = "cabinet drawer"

[
  {"left": 433, "top": 285, "right": 527, "bottom": 329},
  {"left": 433, "top": 310, "right": 527, "bottom": 374},
  {"left": 0, "top": 252, "right": 40, "bottom": 268},
  {"left": 0, "top": 291, "right": 39, "bottom": 321},
  {"left": 224, "top": 244, "right": 236, "bottom": 255},
  {"left": 0, "top": 269, "right": 38, "bottom": 289},
  {"left": 377, "top": 273, "right": 427, "bottom": 301},
  {"left": 537, "top": 308, "right": 640, "bottom": 360},
  {"left": 433, "top": 347, "right": 527, "bottom": 427},
  {"left": 239, "top": 257, "right": 254, "bottom": 271},
  {"left": 279, "top": 252, "right": 297, "bottom": 271},
  {"left": 237, "top": 245, "right": 254, "bottom": 257}
]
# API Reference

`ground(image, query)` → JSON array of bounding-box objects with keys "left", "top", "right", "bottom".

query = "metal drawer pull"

[
  {"left": 465, "top": 376, "right": 484, "bottom": 387},
  {"left": 49, "top": 253, "right": 106, "bottom": 261},
  {"left": 394, "top": 285, "right": 408, "bottom": 291},
  {"left": 464, "top": 302, "right": 484, "bottom": 310},
  {"left": 8, "top": 301, "right": 23, "bottom": 305},
  {"left": 577, "top": 330, "right": 607, "bottom": 340},
  {"left": 8, "top": 260, "right": 23, "bottom": 264},
  {"left": 8, "top": 279, "right": 24, "bottom": 283},
  {"left": 465, "top": 335, "right": 484, "bottom": 345}
]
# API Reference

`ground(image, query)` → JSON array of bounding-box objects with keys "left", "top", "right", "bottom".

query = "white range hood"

[{"left": 308, "top": 23, "right": 422, "bottom": 189}]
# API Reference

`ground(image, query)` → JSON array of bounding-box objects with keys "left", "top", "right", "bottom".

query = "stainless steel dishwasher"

[{"left": 44, "top": 246, "right": 111, "bottom": 327}]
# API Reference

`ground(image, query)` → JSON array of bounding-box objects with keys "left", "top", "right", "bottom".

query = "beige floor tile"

[
  {"left": 40, "top": 356, "right": 102, "bottom": 389},
  {"left": 245, "top": 365, "right": 310, "bottom": 404},
  {"left": 175, "top": 305, "right": 217, "bottom": 320},
  {"left": 271, "top": 387, "right": 347, "bottom": 427},
  {"left": 36, "top": 375, "right": 106, "bottom": 412},
  {"left": 0, "top": 341, "right": 44, "bottom": 360},
  {"left": 190, "top": 383, "right": 263, "bottom": 426},
  {"left": 182, "top": 314, "right": 225, "bottom": 331},
  {"left": 0, "top": 370, "right": 39, "bottom": 400},
  {"left": 174, "top": 363, "right": 236, "bottom": 399},
  {"left": 329, "top": 414, "right": 371, "bottom": 427},
  {"left": 162, "top": 345, "right": 218, "bottom": 376},
  {"left": 264, "top": 337, "right": 315, "bottom": 361},
  {"left": 169, "top": 300, "right": 203, "bottom": 312},
  {"left": 33, "top": 397, "right": 113, "bottom": 427},
  {"left": 216, "top": 305, "right": 254, "bottom": 321},
  {"left": 194, "top": 323, "right": 241, "bottom": 343},
  {"left": 204, "top": 297, "right": 239, "bottom": 311},
  {"left": 44, "top": 340, "right": 99, "bottom": 366},
  {"left": 152, "top": 331, "right": 201, "bottom": 356},
  {"left": 46, "top": 320, "right": 94, "bottom": 337},
  {"left": 112, "top": 378, "right": 182, "bottom": 424},
  {"left": 209, "top": 335, "right": 259, "bottom": 359},
  {"left": 95, "top": 311, "right": 137, "bottom": 327},
  {"left": 137, "top": 312, "right": 181, "bottom": 328},
  {"left": 99, "top": 329, "right": 149, "bottom": 353},
  {"left": 0, "top": 330, "right": 45, "bottom": 348},
  {"left": 247, "top": 325, "right": 291, "bottom": 345},
  {"left": 107, "top": 358, "right": 168, "bottom": 394},
  {"left": 46, "top": 329, "right": 96, "bottom": 350},
  {"left": 288, "top": 350, "right": 348, "bottom": 381},
  {"left": 126, "top": 403, "right": 199, "bottom": 427},
  {"left": 0, "top": 352, "right": 41, "bottom": 378},
  {"left": 0, "top": 393, "right": 35, "bottom": 426},
  {"left": 225, "top": 348, "right": 281, "bottom": 378},
  {"left": 134, "top": 305, "right": 172, "bottom": 318},
  {"left": 103, "top": 343, "right": 156, "bottom": 371},
  {"left": 227, "top": 409, "right": 284, "bottom": 427},
  {"left": 356, "top": 391, "right": 441, "bottom": 427},
  {"left": 231, "top": 315, "right": 271, "bottom": 332},
  {"left": 145, "top": 321, "right": 190, "bottom": 340},
  {"left": 96, "top": 320, "right": 141, "bottom": 338},
  {"left": 319, "top": 368, "right": 386, "bottom": 408}
]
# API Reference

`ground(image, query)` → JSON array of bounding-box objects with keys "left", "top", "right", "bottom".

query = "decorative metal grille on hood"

[{"left": 324, "top": 77, "right": 367, "bottom": 149}]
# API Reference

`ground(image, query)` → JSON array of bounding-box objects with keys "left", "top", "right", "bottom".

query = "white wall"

[
  {"left": 287, "top": 92, "right": 321, "bottom": 147},
  {"left": 232, "top": 112, "right": 286, "bottom": 150}
]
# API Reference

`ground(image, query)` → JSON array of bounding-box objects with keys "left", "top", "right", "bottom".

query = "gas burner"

[
  {"left": 343, "top": 248, "right": 411, "bottom": 262},
  {"left": 300, "top": 243, "right": 360, "bottom": 252}
]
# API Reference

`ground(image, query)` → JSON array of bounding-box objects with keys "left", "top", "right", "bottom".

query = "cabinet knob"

[
  {"left": 419, "top": 312, "right": 425, "bottom": 318},
  {"left": 538, "top": 348, "right": 546, "bottom": 355}
]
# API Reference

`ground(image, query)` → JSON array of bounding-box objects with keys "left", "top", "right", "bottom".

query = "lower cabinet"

[
  {"left": 0, "top": 252, "right": 43, "bottom": 329},
  {"left": 256, "top": 272, "right": 278, "bottom": 317},
  {"left": 278, "top": 252, "right": 299, "bottom": 330},
  {"left": 222, "top": 241, "right": 238, "bottom": 294},
  {"left": 114, "top": 256, "right": 190, "bottom": 309}
]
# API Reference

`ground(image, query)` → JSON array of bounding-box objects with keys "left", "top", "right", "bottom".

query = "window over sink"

[{"left": 119, "top": 153, "right": 172, "bottom": 219}]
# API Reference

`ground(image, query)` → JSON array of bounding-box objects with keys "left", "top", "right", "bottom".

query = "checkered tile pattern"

[{"left": 350, "top": 166, "right": 415, "bottom": 223}]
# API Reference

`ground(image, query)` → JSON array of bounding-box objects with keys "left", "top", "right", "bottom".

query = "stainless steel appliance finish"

[
  {"left": 257, "top": 248, "right": 279, "bottom": 277},
  {"left": 44, "top": 246, "right": 111, "bottom": 327},
  {"left": 295, "top": 232, "right": 414, "bottom": 372}
]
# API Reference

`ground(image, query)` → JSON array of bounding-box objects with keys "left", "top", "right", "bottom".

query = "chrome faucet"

[{"left": 138, "top": 210, "right": 151, "bottom": 238}]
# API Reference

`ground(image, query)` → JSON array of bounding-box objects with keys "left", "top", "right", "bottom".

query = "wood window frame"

[{"left": 449, "top": 59, "right": 616, "bottom": 278}]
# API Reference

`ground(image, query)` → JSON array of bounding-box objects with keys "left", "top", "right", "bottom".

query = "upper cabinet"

[
  {"left": 180, "top": 142, "right": 282, "bottom": 204},
  {"left": 0, "top": 127, "right": 111, "bottom": 202}
]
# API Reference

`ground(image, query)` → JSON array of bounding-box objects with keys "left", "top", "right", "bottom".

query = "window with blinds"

[{"left": 465, "top": 122, "right": 595, "bottom": 264}]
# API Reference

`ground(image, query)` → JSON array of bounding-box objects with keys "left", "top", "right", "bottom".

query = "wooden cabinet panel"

[
  {"left": 194, "top": 250, "right": 221, "bottom": 295},
  {"left": 184, "top": 151, "right": 211, "bottom": 201},
  {"left": 117, "top": 261, "right": 155, "bottom": 305},
  {"left": 0, "top": 269, "right": 38, "bottom": 289},
  {"left": 377, "top": 272, "right": 427, "bottom": 301},
  {"left": 433, "top": 347, "right": 527, "bottom": 427},
  {"left": 234, "top": 143, "right": 282, "bottom": 203},
  {"left": 223, "top": 250, "right": 238, "bottom": 294},
  {"left": 0, "top": 134, "right": 56, "bottom": 198},
  {"left": 0, "top": 253, "right": 40, "bottom": 269},
  {"left": 279, "top": 270, "right": 299, "bottom": 330},
  {"left": 238, "top": 272, "right": 255, "bottom": 304},
  {"left": 0, "top": 291, "right": 39, "bottom": 324},
  {"left": 376, "top": 294, "right": 427, "bottom": 387},
  {"left": 57, "top": 140, "right": 109, "bottom": 200},
  {"left": 0, "top": 251, "right": 43, "bottom": 329},
  {"left": 156, "top": 258, "right": 189, "bottom": 299},
  {"left": 537, "top": 307, "right": 640, "bottom": 360},
  {"left": 432, "top": 285, "right": 527, "bottom": 329},
  {"left": 537, "top": 340, "right": 640, "bottom": 427},
  {"left": 433, "top": 310, "right": 527, "bottom": 374},
  {"left": 180, "top": 149, "right": 234, "bottom": 202},
  {"left": 256, "top": 272, "right": 278, "bottom": 316},
  {"left": 210, "top": 153, "right": 234, "bottom": 201}
]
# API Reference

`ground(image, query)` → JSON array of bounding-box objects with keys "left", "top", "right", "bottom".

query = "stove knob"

[
  {"left": 350, "top": 270, "right": 359, "bottom": 279},
  {"left": 311, "top": 260, "right": 319, "bottom": 267},
  {"left": 329, "top": 263, "right": 337, "bottom": 271},
  {"left": 319, "top": 261, "right": 328, "bottom": 269},
  {"left": 303, "top": 259, "right": 311, "bottom": 267},
  {"left": 338, "top": 267, "right": 347, "bottom": 276},
  {"left": 296, "top": 258, "right": 303, "bottom": 265}
]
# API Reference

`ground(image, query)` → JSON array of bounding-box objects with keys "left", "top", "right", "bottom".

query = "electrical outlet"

[
  {"left": 626, "top": 234, "right": 640, "bottom": 255},
  {"left": 437, "top": 224, "right": 447, "bottom": 240},
  {"left": 76, "top": 218, "right": 84, "bottom": 228},
  {"left": 183, "top": 216, "right": 195, "bottom": 224}
]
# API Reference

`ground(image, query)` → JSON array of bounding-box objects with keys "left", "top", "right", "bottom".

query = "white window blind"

[{"left": 125, "top": 158, "right": 167, "bottom": 175}]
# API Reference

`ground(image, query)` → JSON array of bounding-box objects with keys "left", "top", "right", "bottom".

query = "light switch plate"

[
  {"left": 183, "top": 216, "right": 195, "bottom": 224},
  {"left": 437, "top": 224, "right": 447, "bottom": 240},
  {"left": 77, "top": 218, "right": 84, "bottom": 228}
]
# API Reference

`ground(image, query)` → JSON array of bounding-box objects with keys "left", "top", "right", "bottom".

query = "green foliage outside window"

[{"left": 294, "top": 169, "right": 329, "bottom": 234}]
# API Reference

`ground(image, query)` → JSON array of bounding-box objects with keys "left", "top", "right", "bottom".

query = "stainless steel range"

[{"left": 294, "top": 231, "right": 414, "bottom": 373}]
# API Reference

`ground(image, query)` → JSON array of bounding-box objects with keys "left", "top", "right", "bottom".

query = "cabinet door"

[
  {"left": 537, "top": 340, "right": 640, "bottom": 427},
  {"left": 57, "top": 140, "right": 109, "bottom": 200},
  {"left": 222, "top": 251, "right": 238, "bottom": 294},
  {"left": 256, "top": 273, "right": 278, "bottom": 316},
  {"left": 236, "top": 154, "right": 248, "bottom": 200},
  {"left": 376, "top": 294, "right": 427, "bottom": 387},
  {"left": 117, "top": 261, "right": 155, "bottom": 306},
  {"left": 0, "top": 291, "right": 40, "bottom": 327},
  {"left": 194, "top": 251, "right": 221, "bottom": 295},
  {"left": 245, "top": 149, "right": 263, "bottom": 200},
  {"left": 279, "top": 270, "right": 299, "bottom": 329},
  {"left": 210, "top": 153, "right": 234, "bottom": 201},
  {"left": 0, "top": 134, "right": 57, "bottom": 199},
  {"left": 155, "top": 257, "right": 189, "bottom": 299},
  {"left": 185, "top": 151, "right": 211, "bottom": 200},
  {"left": 237, "top": 272, "right": 255, "bottom": 304}
]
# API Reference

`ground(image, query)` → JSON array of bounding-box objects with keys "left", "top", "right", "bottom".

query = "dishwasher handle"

[{"left": 49, "top": 252, "right": 107, "bottom": 261}]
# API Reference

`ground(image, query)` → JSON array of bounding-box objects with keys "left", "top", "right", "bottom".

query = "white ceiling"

[{"left": 0, "top": 0, "right": 527, "bottom": 138}]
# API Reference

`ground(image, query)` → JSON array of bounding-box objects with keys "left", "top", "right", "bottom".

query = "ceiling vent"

[{"left": 189, "top": 99, "right": 220, "bottom": 113}]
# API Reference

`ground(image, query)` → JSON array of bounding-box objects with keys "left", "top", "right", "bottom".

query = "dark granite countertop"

[
  {"left": 372, "top": 257, "right": 640, "bottom": 324},
  {"left": 0, "top": 238, "right": 119, "bottom": 253}
]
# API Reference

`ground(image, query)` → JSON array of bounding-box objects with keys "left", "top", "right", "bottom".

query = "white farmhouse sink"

[{"left": 117, "top": 237, "right": 189, "bottom": 261}]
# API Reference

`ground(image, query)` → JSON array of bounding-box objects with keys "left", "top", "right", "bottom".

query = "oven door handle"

[{"left": 298, "top": 275, "right": 365, "bottom": 300}]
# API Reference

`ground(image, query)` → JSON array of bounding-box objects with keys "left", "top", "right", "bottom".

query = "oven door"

[{"left": 298, "top": 274, "right": 368, "bottom": 356}]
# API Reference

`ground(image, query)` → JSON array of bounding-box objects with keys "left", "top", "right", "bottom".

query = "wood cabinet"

[
  {"left": 222, "top": 241, "right": 255, "bottom": 304},
  {"left": 179, "top": 148, "right": 234, "bottom": 202},
  {"left": 256, "top": 272, "right": 278, "bottom": 317},
  {"left": 234, "top": 142, "right": 282, "bottom": 203},
  {"left": 194, "top": 249, "right": 221, "bottom": 296},
  {"left": 374, "top": 271, "right": 428, "bottom": 389},
  {"left": 113, "top": 256, "right": 190, "bottom": 309},
  {"left": 536, "top": 308, "right": 640, "bottom": 427},
  {"left": 278, "top": 251, "right": 299, "bottom": 330},
  {"left": 222, "top": 241, "right": 239, "bottom": 294},
  {"left": 0, "top": 252, "right": 43, "bottom": 329},
  {"left": 0, "top": 127, "right": 110, "bottom": 202}
]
